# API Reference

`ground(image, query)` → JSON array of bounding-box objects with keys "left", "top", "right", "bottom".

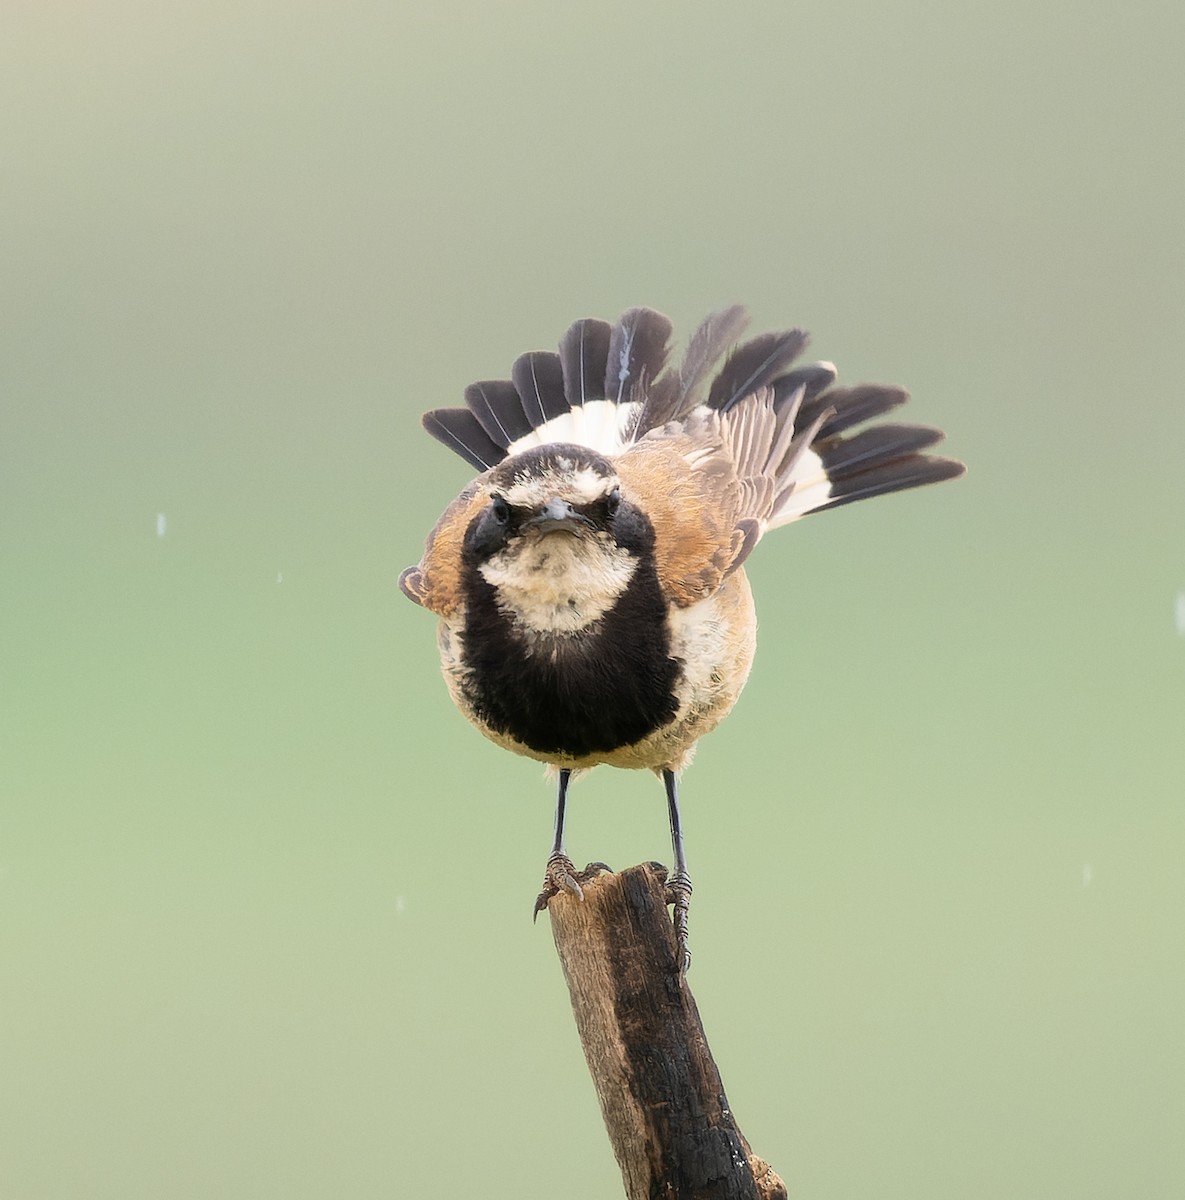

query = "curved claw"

[
  {"left": 665, "top": 869, "right": 694, "bottom": 975},
  {"left": 532, "top": 852, "right": 582, "bottom": 922},
  {"left": 532, "top": 856, "right": 612, "bottom": 921}
]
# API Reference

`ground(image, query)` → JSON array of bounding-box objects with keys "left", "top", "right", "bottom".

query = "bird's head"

[{"left": 462, "top": 444, "right": 652, "bottom": 634}]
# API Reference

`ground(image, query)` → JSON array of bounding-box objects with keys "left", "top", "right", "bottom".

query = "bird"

[{"left": 399, "top": 305, "right": 964, "bottom": 967}]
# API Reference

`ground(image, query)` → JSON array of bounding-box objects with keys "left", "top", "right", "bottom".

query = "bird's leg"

[
  {"left": 533, "top": 769, "right": 606, "bottom": 919},
  {"left": 663, "top": 768, "right": 693, "bottom": 972}
]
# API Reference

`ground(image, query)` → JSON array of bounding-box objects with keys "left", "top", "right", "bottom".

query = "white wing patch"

[
  {"left": 506, "top": 399, "right": 642, "bottom": 458},
  {"left": 766, "top": 447, "right": 833, "bottom": 528}
]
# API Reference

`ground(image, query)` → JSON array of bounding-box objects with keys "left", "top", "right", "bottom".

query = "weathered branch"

[{"left": 545, "top": 862, "right": 787, "bottom": 1200}]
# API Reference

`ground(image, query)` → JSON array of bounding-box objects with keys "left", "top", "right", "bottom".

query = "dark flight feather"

[
  {"left": 558, "top": 318, "right": 612, "bottom": 407},
  {"left": 772, "top": 362, "right": 837, "bottom": 409},
  {"left": 817, "top": 424, "right": 946, "bottom": 479},
  {"left": 605, "top": 308, "right": 674, "bottom": 406},
  {"left": 708, "top": 328, "right": 810, "bottom": 413},
  {"left": 634, "top": 373, "right": 682, "bottom": 436},
  {"left": 799, "top": 384, "right": 909, "bottom": 441},
  {"left": 422, "top": 409, "right": 504, "bottom": 472},
  {"left": 818, "top": 453, "right": 966, "bottom": 510},
  {"left": 464, "top": 379, "right": 532, "bottom": 449},
  {"left": 511, "top": 352, "right": 568, "bottom": 429},
  {"left": 671, "top": 305, "right": 750, "bottom": 417}
]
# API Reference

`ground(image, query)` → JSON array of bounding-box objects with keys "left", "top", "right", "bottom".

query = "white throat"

[{"left": 478, "top": 530, "right": 638, "bottom": 634}]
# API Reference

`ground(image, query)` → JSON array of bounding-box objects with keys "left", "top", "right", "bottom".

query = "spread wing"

[
  {"left": 407, "top": 306, "right": 965, "bottom": 610},
  {"left": 615, "top": 376, "right": 964, "bottom": 608}
]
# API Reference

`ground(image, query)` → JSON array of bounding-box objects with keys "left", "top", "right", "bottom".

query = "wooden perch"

[{"left": 545, "top": 862, "right": 787, "bottom": 1200}]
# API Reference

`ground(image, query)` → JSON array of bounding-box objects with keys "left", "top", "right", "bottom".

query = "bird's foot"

[
  {"left": 665, "top": 869, "right": 694, "bottom": 974},
  {"left": 532, "top": 855, "right": 611, "bottom": 921}
]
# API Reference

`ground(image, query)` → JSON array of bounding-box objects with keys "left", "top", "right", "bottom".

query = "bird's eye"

[
  {"left": 605, "top": 486, "right": 621, "bottom": 517},
  {"left": 490, "top": 494, "right": 510, "bottom": 525}
]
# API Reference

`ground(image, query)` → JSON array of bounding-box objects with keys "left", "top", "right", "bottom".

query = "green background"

[{"left": 3, "top": 2, "right": 1183, "bottom": 1196}]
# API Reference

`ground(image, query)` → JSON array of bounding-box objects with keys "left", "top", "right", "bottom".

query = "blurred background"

[{"left": 3, "top": 1, "right": 1183, "bottom": 1196}]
